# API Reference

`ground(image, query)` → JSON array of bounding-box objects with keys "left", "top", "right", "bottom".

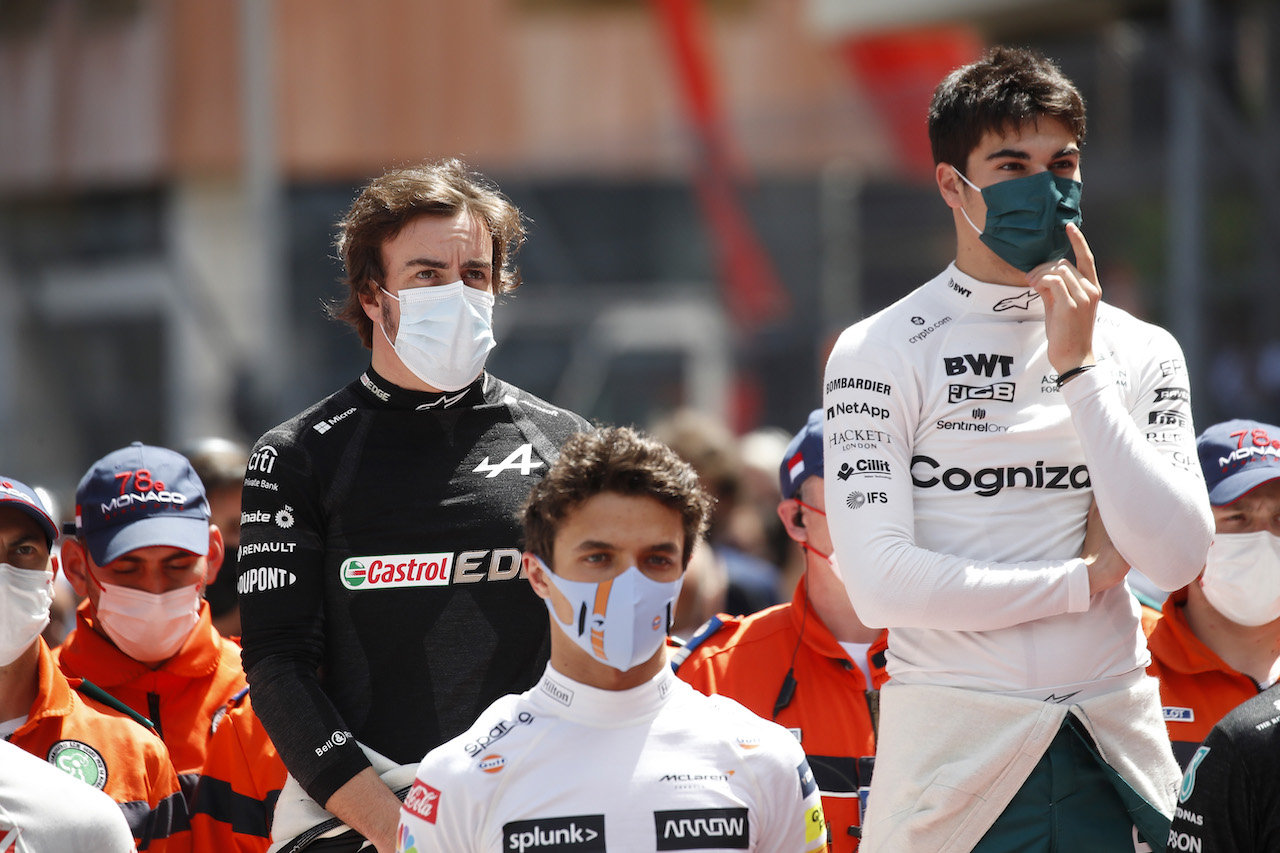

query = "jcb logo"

[{"left": 944, "top": 353, "right": 1014, "bottom": 378}]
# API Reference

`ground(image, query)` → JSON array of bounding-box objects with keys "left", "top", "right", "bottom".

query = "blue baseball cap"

[
  {"left": 74, "top": 442, "right": 211, "bottom": 566},
  {"left": 0, "top": 476, "right": 59, "bottom": 547},
  {"left": 779, "top": 409, "right": 824, "bottom": 500},
  {"left": 1197, "top": 419, "right": 1280, "bottom": 506}
]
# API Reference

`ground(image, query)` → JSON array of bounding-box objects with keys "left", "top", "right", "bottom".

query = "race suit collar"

[
  {"left": 532, "top": 662, "right": 679, "bottom": 726},
  {"left": 356, "top": 366, "right": 488, "bottom": 411},
  {"left": 938, "top": 262, "right": 1048, "bottom": 320}
]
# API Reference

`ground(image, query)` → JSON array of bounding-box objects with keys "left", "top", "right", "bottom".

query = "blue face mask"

[{"left": 955, "top": 168, "right": 1083, "bottom": 273}]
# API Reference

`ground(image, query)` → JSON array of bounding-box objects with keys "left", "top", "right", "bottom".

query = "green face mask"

[{"left": 955, "top": 168, "right": 1083, "bottom": 273}]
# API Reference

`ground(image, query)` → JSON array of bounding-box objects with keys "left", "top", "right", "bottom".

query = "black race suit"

[{"left": 237, "top": 368, "right": 590, "bottom": 806}]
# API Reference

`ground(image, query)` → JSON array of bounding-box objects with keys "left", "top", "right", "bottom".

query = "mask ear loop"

[{"left": 952, "top": 167, "right": 985, "bottom": 237}]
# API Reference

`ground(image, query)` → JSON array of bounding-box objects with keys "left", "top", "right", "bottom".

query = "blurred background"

[{"left": 2, "top": 0, "right": 1278, "bottom": 507}]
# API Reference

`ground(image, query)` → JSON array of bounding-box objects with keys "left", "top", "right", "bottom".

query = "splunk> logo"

[
  {"left": 503, "top": 815, "right": 606, "bottom": 852},
  {"left": 655, "top": 808, "right": 749, "bottom": 850}
]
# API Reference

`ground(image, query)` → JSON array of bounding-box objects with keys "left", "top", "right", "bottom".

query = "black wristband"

[{"left": 1055, "top": 364, "right": 1095, "bottom": 388}]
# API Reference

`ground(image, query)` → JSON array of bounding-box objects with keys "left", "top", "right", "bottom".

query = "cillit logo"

[
  {"left": 248, "top": 445, "right": 278, "bottom": 475},
  {"left": 944, "top": 353, "right": 1013, "bottom": 378},
  {"left": 837, "top": 459, "right": 890, "bottom": 480},
  {"left": 503, "top": 815, "right": 606, "bottom": 852},
  {"left": 948, "top": 382, "right": 1015, "bottom": 403},
  {"left": 655, "top": 808, "right": 749, "bottom": 850},
  {"left": 341, "top": 553, "right": 452, "bottom": 590},
  {"left": 403, "top": 780, "right": 441, "bottom": 824},
  {"left": 912, "top": 455, "right": 1089, "bottom": 497}
]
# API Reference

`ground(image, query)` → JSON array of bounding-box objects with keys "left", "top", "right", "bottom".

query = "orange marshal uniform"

[
  {"left": 190, "top": 687, "right": 287, "bottom": 853},
  {"left": 56, "top": 600, "right": 248, "bottom": 798},
  {"left": 1142, "top": 587, "right": 1266, "bottom": 770},
  {"left": 9, "top": 638, "right": 189, "bottom": 852},
  {"left": 673, "top": 575, "right": 889, "bottom": 852}
]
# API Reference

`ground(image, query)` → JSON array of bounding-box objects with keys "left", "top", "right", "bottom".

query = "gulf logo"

[{"left": 479, "top": 754, "right": 506, "bottom": 774}]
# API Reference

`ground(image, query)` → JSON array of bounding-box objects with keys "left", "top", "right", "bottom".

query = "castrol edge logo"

[{"left": 340, "top": 552, "right": 452, "bottom": 590}]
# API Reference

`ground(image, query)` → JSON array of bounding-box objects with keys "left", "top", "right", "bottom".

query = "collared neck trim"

[
  {"left": 534, "top": 663, "right": 678, "bottom": 725},
  {"left": 936, "top": 263, "right": 1046, "bottom": 319},
  {"left": 355, "top": 367, "right": 487, "bottom": 410}
]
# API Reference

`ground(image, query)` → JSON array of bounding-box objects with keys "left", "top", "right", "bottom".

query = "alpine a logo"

[
  {"left": 403, "top": 780, "right": 441, "bottom": 824},
  {"left": 503, "top": 815, "right": 605, "bottom": 852},
  {"left": 655, "top": 808, "right": 749, "bottom": 850},
  {"left": 474, "top": 443, "right": 544, "bottom": 478},
  {"left": 341, "top": 553, "right": 452, "bottom": 589},
  {"left": 237, "top": 566, "right": 297, "bottom": 594},
  {"left": 912, "top": 455, "right": 1090, "bottom": 497},
  {"left": 948, "top": 382, "right": 1015, "bottom": 403},
  {"left": 992, "top": 289, "right": 1040, "bottom": 311}
]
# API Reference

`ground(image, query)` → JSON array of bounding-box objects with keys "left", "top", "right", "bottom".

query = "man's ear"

[
  {"left": 776, "top": 499, "right": 810, "bottom": 545},
  {"left": 524, "top": 552, "right": 550, "bottom": 600},
  {"left": 936, "top": 161, "right": 967, "bottom": 210},
  {"left": 60, "top": 539, "right": 91, "bottom": 598},
  {"left": 203, "top": 524, "right": 226, "bottom": 587},
  {"left": 359, "top": 283, "right": 382, "bottom": 324}
]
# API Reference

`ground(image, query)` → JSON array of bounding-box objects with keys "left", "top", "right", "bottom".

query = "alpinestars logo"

[
  {"left": 503, "top": 815, "right": 606, "bottom": 852},
  {"left": 655, "top": 808, "right": 749, "bottom": 850},
  {"left": 474, "top": 444, "right": 544, "bottom": 478},
  {"left": 992, "top": 289, "right": 1040, "bottom": 311}
]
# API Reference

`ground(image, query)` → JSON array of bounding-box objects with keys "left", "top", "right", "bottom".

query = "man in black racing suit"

[{"left": 237, "top": 159, "right": 589, "bottom": 853}]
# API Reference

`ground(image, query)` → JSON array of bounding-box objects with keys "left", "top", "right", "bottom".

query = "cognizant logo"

[{"left": 911, "top": 455, "right": 1089, "bottom": 497}]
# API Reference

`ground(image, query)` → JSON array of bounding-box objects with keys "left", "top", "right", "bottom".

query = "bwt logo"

[
  {"left": 948, "top": 382, "right": 1016, "bottom": 403},
  {"left": 655, "top": 808, "right": 748, "bottom": 850},
  {"left": 248, "top": 445, "right": 278, "bottom": 474},
  {"left": 947, "top": 278, "right": 971, "bottom": 298},
  {"left": 846, "top": 491, "right": 888, "bottom": 509},
  {"left": 944, "top": 353, "right": 1014, "bottom": 378}
]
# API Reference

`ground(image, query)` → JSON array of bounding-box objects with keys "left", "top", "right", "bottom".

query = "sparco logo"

[
  {"left": 464, "top": 711, "right": 535, "bottom": 757},
  {"left": 912, "top": 455, "right": 1090, "bottom": 497},
  {"left": 655, "top": 808, "right": 749, "bottom": 850},
  {"left": 825, "top": 377, "right": 892, "bottom": 395},
  {"left": 827, "top": 401, "right": 888, "bottom": 420},
  {"left": 503, "top": 815, "right": 605, "bottom": 852},
  {"left": 237, "top": 567, "right": 297, "bottom": 594},
  {"left": 908, "top": 316, "right": 951, "bottom": 343},
  {"left": 948, "top": 382, "right": 1015, "bottom": 403},
  {"left": 1154, "top": 387, "right": 1190, "bottom": 403},
  {"left": 944, "top": 353, "right": 1013, "bottom": 377},
  {"left": 248, "top": 445, "right": 278, "bottom": 474},
  {"left": 341, "top": 553, "right": 452, "bottom": 590},
  {"left": 314, "top": 729, "right": 351, "bottom": 757},
  {"left": 836, "top": 459, "right": 890, "bottom": 480}
]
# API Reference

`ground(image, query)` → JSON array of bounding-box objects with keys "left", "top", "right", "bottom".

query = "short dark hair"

[
  {"left": 330, "top": 159, "right": 526, "bottom": 348},
  {"left": 929, "top": 46, "right": 1086, "bottom": 171},
  {"left": 523, "top": 427, "right": 713, "bottom": 569}
]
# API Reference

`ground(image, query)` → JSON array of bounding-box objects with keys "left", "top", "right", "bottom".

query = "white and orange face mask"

[{"left": 536, "top": 558, "right": 682, "bottom": 672}]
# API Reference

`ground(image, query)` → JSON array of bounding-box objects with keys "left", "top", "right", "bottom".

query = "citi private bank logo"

[{"left": 340, "top": 553, "right": 452, "bottom": 590}]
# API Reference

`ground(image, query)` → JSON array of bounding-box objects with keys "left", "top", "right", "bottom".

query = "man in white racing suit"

[
  {"left": 822, "top": 47, "right": 1213, "bottom": 853},
  {"left": 396, "top": 427, "right": 828, "bottom": 853}
]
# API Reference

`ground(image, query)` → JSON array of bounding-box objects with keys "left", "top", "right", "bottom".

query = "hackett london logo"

[{"left": 340, "top": 553, "right": 452, "bottom": 590}]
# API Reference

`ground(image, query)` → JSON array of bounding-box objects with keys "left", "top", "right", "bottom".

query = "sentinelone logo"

[
  {"left": 655, "top": 808, "right": 749, "bottom": 850},
  {"left": 503, "top": 815, "right": 605, "bottom": 852},
  {"left": 340, "top": 553, "right": 452, "bottom": 589}
]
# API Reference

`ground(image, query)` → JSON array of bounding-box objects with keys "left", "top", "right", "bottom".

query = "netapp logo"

[
  {"left": 464, "top": 711, "right": 535, "bottom": 757},
  {"left": 655, "top": 808, "right": 749, "bottom": 850},
  {"left": 911, "top": 455, "right": 1090, "bottom": 497},
  {"left": 1150, "top": 411, "right": 1188, "bottom": 427},
  {"left": 237, "top": 567, "right": 297, "bottom": 594},
  {"left": 836, "top": 459, "right": 890, "bottom": 480},
  {"left": 826, "top": 401, "right": 888, "bottom": 420},
  {"left": 825, "top": 377, "right": 892, "bottom": 395},
  {"left": 503, "top": 815, "right": 605, "bottom": 852},
  {"left": 948, "top": 382, "right": 1015, "bottom": 403},
  {"left": 248, "top": 445, "right": 278, "bottom": 475},
  {"left": 908, "top": 316, "right": 952, "bottom": 343},
  {"left": 944, "top": 353, "right": 1013, "bottom": 378}
]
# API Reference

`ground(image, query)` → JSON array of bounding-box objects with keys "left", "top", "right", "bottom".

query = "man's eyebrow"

[
  {"left": 984, "top": 148, "right": 1030, "bottom": 161},
  {"left": 401, "top": 257, "right": 492, "bottom": 271}
]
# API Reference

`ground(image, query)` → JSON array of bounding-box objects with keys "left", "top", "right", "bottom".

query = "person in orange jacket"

[
  {"left": 673, "top": 409, "right": 889, "bottom": 852},
  {"left": 189, "top": 685, "right": 287, "bottom": 853},
  {"left": 1144, "top": 418, "right": 1280, "bottom": 769},
  {"left": 1, "top": 474, "right": 189, "bottom": 852},
  {"left": 56, "top": 442, "right": 248, "bottom": 800}
]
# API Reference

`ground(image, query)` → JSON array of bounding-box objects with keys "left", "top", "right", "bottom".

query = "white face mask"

[
  {"left": 0, "top": 563, "right": 53, "bottom": 666},
  {"left": 95, "top": 581, "right": 202, "bottom": 663},
  {"left": 1201, "top": 531, "right": 1280, "bottom": 627},
  {"left": 538, "top": 559, "right": 683, "bottom": 672},
  {"left": 379, "top": 282, "right": 495, "bottom": 392}
]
